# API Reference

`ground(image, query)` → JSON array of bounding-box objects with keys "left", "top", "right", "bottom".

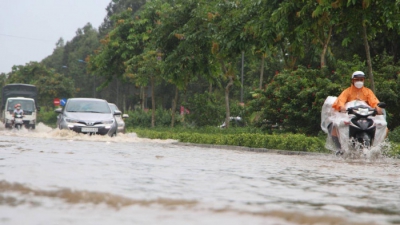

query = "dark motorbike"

[
  {"left": 14, "top": 114, "right": 24, "bottom": 130},
  {"left": 347, "top": 102, "right": 386, "bottom": 150}
]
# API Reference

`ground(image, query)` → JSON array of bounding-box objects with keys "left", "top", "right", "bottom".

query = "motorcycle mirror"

[{"left": 377, "top": 102, "right": 386, "bottom": 108}]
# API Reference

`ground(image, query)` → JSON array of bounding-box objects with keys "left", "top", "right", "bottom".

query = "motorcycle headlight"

[
  {"left": 102, "top": 120, "right": 114, "bottom": 125},
  {"left": 65, "top": 118, "right": 79, "bottom": 123}
]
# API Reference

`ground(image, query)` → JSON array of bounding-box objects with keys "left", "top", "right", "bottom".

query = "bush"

[
  {"left": 386, "top": 143, "right": 400, "bottom": 159},
  {"left": 184, "top": 92, "right": 225, "bottom": 127},
  {"left": 133, "top": 128, "right": 328, "bottom": 153},
  {"left": 388, "top": 126, "right": 400, "bottom": 143},
  {"left": 37, "top": 107, "right": 58, "bottom": 127},
  {"left": 246, "top": 66, "right": 342, "bottom": 135},
  {"left": 124, "top": 108, "right": 181, "bottom": 128}
]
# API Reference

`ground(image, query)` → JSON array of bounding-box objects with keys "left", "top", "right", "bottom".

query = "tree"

[
  {"left": 89, "top": 9, "right": 139, "bottom": 89},
  {"left": 248, "top": 66, "right": 341, "bottom": 135},
  {"left": 241, "top": 0, "right": 281, "bottom": 89},
  {"left": 91, "top": 2, "right": 166, "bottom": 127},
  {"left": 6, "top": 62, "right": 75, "bottom": 107},
  {"left": 341, "top": 0, "right": 400, "bottom": 93},
  {"left": 99, "top": 0, "right": 146, "bottom": 36},
  {"left": 153, "top": 0, "right": 219, "bottom": 127}
]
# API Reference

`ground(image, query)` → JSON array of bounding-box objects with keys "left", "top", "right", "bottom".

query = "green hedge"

[
  {"left": 134, "top": 128, "right": 400, "bottom": 158},
  {"left": 134, "top": 129, "right": 328, "bottom": 153}
]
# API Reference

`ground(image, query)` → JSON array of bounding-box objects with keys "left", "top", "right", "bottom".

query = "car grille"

[{"left": 77, "top": 121, "right": 102, "bottom": 126}]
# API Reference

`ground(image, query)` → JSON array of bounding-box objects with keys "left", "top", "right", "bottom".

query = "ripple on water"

[{"left": 0, "top": 180, "right": 381, "bottom": 225}]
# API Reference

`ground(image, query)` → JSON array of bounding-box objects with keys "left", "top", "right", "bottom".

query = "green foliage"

[
  {"left": 386, "top": 143, "right": 400, "bottom": 159},
  {"left": 133, "top": 127, "right": 328, "bottom": 153},
  {"left": 125, "top": 108, "right": 181, "bottom": 128},
  {"left": 125, "top": 110, "right": 151, "bottom": 128},
  {"left": 246, "top": 66, "right": 341, "bottom": 135},
  {"left": 155, "top": 108, "right": 176, "bottom": 127},
  {"left": 37, "top": 107, "right": 58, "bottom": 128},
  {"left": 388, "top": 126, "right": 400, "bottom": 143},
  {"left": 6, "top": 62, "right": 75, "bottom": 108},
  {"left": 184, "top": 92, "right": 224, "bottom": 126},
  {"left": 372, "top": 53, "right": 400, "bottom": 130}
]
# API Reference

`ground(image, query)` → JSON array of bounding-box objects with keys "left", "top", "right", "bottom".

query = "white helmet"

[{"left": 351, "top": 71, "right": 365, "bottom": 79}]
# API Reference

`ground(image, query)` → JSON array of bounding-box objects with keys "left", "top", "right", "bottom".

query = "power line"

[{"left": 0, "top": 33, "right": 53, "bottom": 43}]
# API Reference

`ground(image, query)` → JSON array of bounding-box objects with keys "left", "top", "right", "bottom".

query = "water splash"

[
  {"left": 0, "top": 122, "right": 178, "bottom": 144},
  {"left": 335, "top": 138, "right": 393, "bottom": 163}
]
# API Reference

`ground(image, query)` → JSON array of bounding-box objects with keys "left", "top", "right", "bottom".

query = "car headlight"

[
  {"left": 102, "top": 120, "right": 114, "bottom": 125},
  {"left": 65, "top": 118, "right": 79, "bottom": 123}
]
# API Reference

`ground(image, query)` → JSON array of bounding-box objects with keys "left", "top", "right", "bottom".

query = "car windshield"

[
  {"left": 66, "top": 100, "right": 111, "bottom": 113},
  {"left": 108, "top": 104, "right": 119, "bottom": 112},
  {"left": 7, "top": 99, "right": 35, "bottom": 112}
]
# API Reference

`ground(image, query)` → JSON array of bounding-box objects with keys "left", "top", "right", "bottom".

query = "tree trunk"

[
  {"left": 259, "top": 54, "right": 265, "bottom": 89},
  {"left": 151, "top": 76, "right": 155, "bottom": 128},
  {"left": 181, "top": 84, "right": 188, "bottom": 127},
  {"left": 279, "top": 43, "right": 289, "bottom": 68},
  {"left": 140, "top": 86, "right": 145, "bottom": 110},
  {"left": 320, "top": 26, "right": 332, "bottom": 69},
  {"left": 123, "top": 92, "right": 126, "bottom": 112},
  {"left": 116, "top": 79, "right": 119, "bottom": 107},
  {"left": 219, "top": 59, "right": 233, "bottom": 129},
  {"left": 362, "top": 24, "right": 375, "bottom": 93},
  {"left": 170, "top": 86, "right": 179, "bottom": 128},
  {"left": 224, "top": 76, "right": 234, "bottom": 129},
  {"left": 208, "top": 71, "right": 213, "bottom": 94}
]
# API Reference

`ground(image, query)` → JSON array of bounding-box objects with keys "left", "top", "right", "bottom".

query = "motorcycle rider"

[
  {"left": 12, "top": 104, "right": 24, "bottom": 126},
  {"left": 329, "top": 71, "right": 384, "bottom": 152}
]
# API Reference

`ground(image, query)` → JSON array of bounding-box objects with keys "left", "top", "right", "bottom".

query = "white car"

[
  {"left": 108, "top": 103, "right": 129, "bottom": 133},
  {"left": 55, "top": 98, "right": 119, "bottom": 137}
]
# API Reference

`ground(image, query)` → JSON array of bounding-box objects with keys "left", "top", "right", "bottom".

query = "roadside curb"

[{"left": 171, "top": 142, "right": 330, "bottom": 156}]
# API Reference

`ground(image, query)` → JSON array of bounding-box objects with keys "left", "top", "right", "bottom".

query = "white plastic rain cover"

[{"left": 321, "top": 97, "right": 387, "bottom": 151}]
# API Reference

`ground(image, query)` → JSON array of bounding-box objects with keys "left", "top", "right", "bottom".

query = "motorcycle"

[
  {"left": 321, "top": 97, "right": 388, "bottom": 157},
  {"left": 14, "top": 114, "right": 24, "bottom": 130},
  {"left": 347, "top": 102, "right": 386, "bottom": 151}
]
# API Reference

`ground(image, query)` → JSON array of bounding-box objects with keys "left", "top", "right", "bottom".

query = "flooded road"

[{"left": 1, "top": 123, "right": 399, "bottom": 225}]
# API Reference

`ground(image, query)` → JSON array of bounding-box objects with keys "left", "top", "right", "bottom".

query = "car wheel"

[{"left": 109, "top": 131, "right": 117, "bottom": 137}]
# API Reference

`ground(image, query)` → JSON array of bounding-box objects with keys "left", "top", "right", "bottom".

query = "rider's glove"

[{"left": 376, "top": 106, "right": 383, "bottom": 115}]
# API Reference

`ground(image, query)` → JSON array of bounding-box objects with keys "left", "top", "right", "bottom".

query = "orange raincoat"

[{"left": 332, "top": 85, "right": 379, "bottom": 111}]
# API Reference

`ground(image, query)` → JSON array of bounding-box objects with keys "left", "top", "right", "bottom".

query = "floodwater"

[{"left": 0, "top": 123, "right": 399, "bottom": 225}]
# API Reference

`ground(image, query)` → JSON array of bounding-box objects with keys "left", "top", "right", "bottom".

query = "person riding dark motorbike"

[
  {"left": 12, "top": 104, "right": 24, "bottom": 126},
  {"left": 329, "top": 71, "right": 384, "bottom": 153}
]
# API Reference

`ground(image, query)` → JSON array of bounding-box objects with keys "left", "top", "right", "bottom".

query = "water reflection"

[{"left": 0, "top": 123, "right": 399, "bottom": 225}]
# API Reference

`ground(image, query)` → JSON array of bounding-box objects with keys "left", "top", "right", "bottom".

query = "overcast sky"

[{"left": 0, "top": 0, "right": 111, "bottom": 74}]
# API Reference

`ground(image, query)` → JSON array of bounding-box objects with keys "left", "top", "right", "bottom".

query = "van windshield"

[{"left": 7, "top": 99, "right": 35, "bottom": 112}]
